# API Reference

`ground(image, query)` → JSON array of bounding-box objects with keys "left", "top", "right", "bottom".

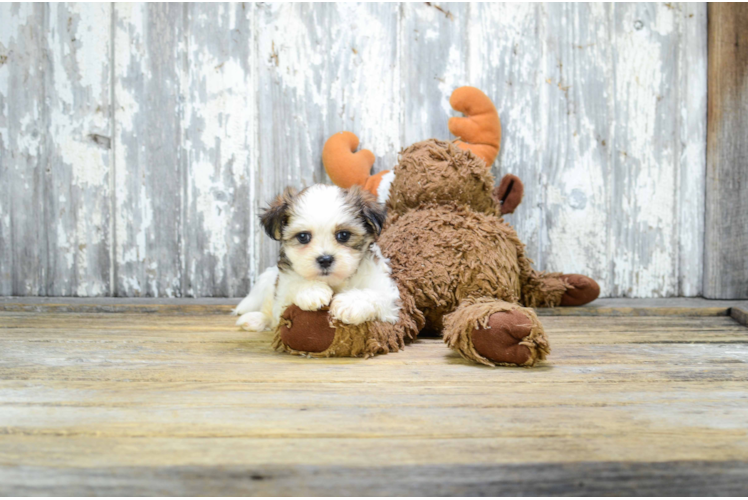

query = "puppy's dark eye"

[
  {"left": 336, "top": 231, "right": 351, "bottom": 243},
  {"left": 296, "top": 232, "right": 311, "bottom": 244}
]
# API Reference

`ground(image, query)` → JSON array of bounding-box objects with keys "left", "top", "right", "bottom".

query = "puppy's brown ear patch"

[
  {"left": 362, "top": 198, "right": 387, "bottom": 236},
  {"left": 260, "top": 187, "right": 296, "bottom": 240},
  {"left": 347, "top": 185, "right": 387, "bottom": 235},
  {"left": 493, "top": 174, "right": 524, "bottom": 215}
]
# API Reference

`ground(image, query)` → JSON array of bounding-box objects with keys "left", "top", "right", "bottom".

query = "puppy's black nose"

[{"left": 316, "top": 255, "right": 334, "bottom": 269}]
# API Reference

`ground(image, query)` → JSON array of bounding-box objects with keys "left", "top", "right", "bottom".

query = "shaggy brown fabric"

[
  {"left": 380, "top": 203, "right": 526, "bottom": 330},
  {"left": 559, "top": 274, "right": 601, "bottom": 306},
  {"left": 374, "top": 138, "right": 595, "bottom": 366},
  {"left": 273, "top": 280, "right": 421, "bottom": 359},
  {"left": 276, "top": 137, "right": 598, "bottom": 366},
  {"left": 519, "top": 268, "right": 570, "bottom": 309},
  {"left": 443, "top": 298, "right": 549, "bottom": 367},
  {"left": 387, "top": 140, "right": 500, "bottom": 217}
]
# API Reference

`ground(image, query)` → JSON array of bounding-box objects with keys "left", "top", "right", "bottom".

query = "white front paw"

[
  {"left": 330, "top": 294, "right": 378, "bottom": 325},
  {"left": 236, "top": 312, "right": 269, "bottom": 332},
  {"left": 295, "top": 284, "right": 333, "bottom": 311}
]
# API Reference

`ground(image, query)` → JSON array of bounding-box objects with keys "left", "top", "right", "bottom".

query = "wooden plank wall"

[
  {"left": 704, "top": 3, "right": 748, "bottom": 299},
  {"left": 0, "top": 3, "right": 707, "bottom": 298}
]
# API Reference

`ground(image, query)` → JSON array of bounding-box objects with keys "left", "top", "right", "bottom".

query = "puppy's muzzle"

[{"left": 316, "top": 254, "right": 335, "bottom": 270}]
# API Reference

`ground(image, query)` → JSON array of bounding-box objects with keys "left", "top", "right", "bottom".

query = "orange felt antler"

[
  {"left": 448, "top": 87, "right": 502, "bottom": 167},
  {"left": 322, "top": 131, "right": 389, "bottom": 197}
]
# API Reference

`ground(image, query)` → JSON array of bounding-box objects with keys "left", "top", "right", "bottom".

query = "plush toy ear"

[
  {"left": 345, "top": 185, "right": 387, "bottom": 236},
  {"left": 260, "top": 187, "right": 297, "bottom": 240},
  {"left": 493, "top": 174, "right": 524, "bottom": 215},
  {"left": 448, "top": 87, "right": 502, "bottom": 167}
]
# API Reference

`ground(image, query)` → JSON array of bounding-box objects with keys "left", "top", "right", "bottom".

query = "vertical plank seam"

[
  {"left": 704, "top": 2, "right": 714, "bottom": 296},
  {"left": 41, "top": 3, "right": 51, "bottom": 296},
  {"left": 465, "top": 3, "right": 472, "bottom": 83},
  {"left": 397, "top": 3, "right": 405, "bottom": 149},
  {"left": 537, "top": 2, "right": 548, "bottom": 270},
  {"left": 701, "top": 3, "right": 711, "bottom": 297},
  {"left": 673, "top": 6, "right": 683, "bottom": 296},
  {"left": 179, "top": 3, "right": 189, "bottom": 297},
  {"left": 109, "top": 3, "right": 117, "bottom": 297},
  {"left": 7, "top": 8, "right": 17, "bottom": 295},
  {"left": 250, "top": 3, "right": 261, "bottom": 288},
  {"left": 605, "top": 3, "right": 616, "bottom": 297}
]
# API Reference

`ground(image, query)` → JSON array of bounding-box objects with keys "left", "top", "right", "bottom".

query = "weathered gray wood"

[
  {"left": 44, "top": 3, "right": 113, "bottom": 296},
  {"left": 704, "top": 3, "right": 748, "bottom": 299},
  {"left": 3, "top": 461, "right": 748, "bottom": 496},
  {"left": 0, "top": 4, "right": 47, "bottom": 296},
  {"left": 254, "top": 3, "right": 401, "bottom": 272},
  {"left": 182, "top": 3, "right": 255, "bottom": 298},
  {"left": 0, "top": 4, "right": 113, "bottom": 297},
  {"left": 3, "top": 296, "right": 748, "bottom": 316},
  {"left": 677, "top": 3, "right": 707, "bottom": 297},
  {"left": 732, "top": 307, "right": 748, "bottom": 328},
  {"left": 401, "top": 3, "right": 469, "bottom": 146},
  {"left": 1, "top": 309, "right": 748, "bottom": 495},
  {"left": 468, "top": 3, "right": 545, "bottom": 264},
  {"left": 469, "top": 3, "right": 706, "bottom": 298},
  {"left": 609, "top": 4, "right": 682, "bottom": 297},
  {"left": 113, "top": 4, "right": 185, "bottom": 297},
  {"left": 0, "top": 3, "right": 712, "bottom": 298}
]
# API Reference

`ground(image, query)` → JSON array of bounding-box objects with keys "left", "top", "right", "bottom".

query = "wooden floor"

[{"left": 1, "top": 300, "right": 748, "bottom": 495}]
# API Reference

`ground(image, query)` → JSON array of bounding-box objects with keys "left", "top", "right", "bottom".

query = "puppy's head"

[{"left": 260, "top": 184, "right": 387, "bottom": 286}]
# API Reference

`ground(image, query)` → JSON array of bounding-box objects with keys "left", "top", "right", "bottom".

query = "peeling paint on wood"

[
  {"left": 0, "top": 3, "right": 708, "bottom": 298},
  {"left": 254, "top": 3, "right": 401, "bottom": 271},
  {"left": 183, "top": 3, "right": 256, "bottom": 298},
  {"left": 113, "top": 3, "right": 184, "bottom": 297},
  {"left": 0, "top": 3, "right": 112, "bottom": 296}
]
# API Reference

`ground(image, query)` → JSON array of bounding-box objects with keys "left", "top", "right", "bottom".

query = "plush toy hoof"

[
  {"left": 470, "top": 309, "right": 534, "bottom": 365},
  {"left": 560, "top": 274, "right": 601, "bottom": 306},
  {"left": 279, "top": 305, "right": 336, "bottom": 353}
]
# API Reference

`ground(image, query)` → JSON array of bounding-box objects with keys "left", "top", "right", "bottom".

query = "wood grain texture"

[
  {"left": 0, "top": 309, "right": 747, "bottom": 494},
  {"left": 0, "top": 3, "right": 47, "bottom": 296},
  {"left": 0, "top": 4, "right": 113, "bottom": 296},
  {"left": 3, "top": 296, "right": 748, "bottom": 316},
  {"left": 3, "top": 461, "right": 748, "bottom": 496},
  {"left": 469, "top": 4, "right": 707, "bottom": 298},
  {"left": 732, "top": 307, "right": 748, "bottom": 328},
  {"left": 704, "top": 3, "right": 748, "bottom": 299},
  {"left": 401, "top": 2, "right": 468, "bottom": 145},
  {"left": 113, "top": 4, "right": 185, "bottom": 297},
  {"left": 254, "top": 3, "right": 401, "bottom": 271},
  {"left": 182, "top": 3, "right": 256, "bottom": 298},
  {"left": 468, "top": 3, "right": 545, "bottom": 262},
  {"left": 0, "top": 3, "right": 710, "bottom": 298}
]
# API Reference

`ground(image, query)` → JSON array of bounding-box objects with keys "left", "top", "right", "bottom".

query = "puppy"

[{"left": 234, "top": 184, "right": 400, "bottom": 332}]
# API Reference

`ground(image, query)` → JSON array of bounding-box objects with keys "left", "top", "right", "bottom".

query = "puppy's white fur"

[{"left": 234, "top": 184, "right": 399, "bottom": 331}]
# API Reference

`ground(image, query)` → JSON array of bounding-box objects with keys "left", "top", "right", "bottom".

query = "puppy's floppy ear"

[
  {"left": 260, "top": 187, "right": 296, "bottom": 240},
  {"left": 362, "top": 197, "right": 387, "bottom": 236},
  {"left": 347, "top": 185, "right": 387, "bottom": 236}
]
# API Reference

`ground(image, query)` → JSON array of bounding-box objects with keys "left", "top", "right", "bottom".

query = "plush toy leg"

[
  {"left": 520, "top": 269, "right": 569, "bottom": 308},
  {"left": 272, "top": 285, "right": 422, "bottom": 358},
  {"left": 558, "top": 274, "right": 601, "bottom": 306},
  {"left": 443, "top": 298, "right": 550, "bottom": 367},
  {"left": 521, "top": 270, "right": 600, "bottom": 308}
]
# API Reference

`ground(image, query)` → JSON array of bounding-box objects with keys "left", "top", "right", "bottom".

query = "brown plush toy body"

[{"left": 275, "top": 87, "right": 600, "bottom": 366}]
